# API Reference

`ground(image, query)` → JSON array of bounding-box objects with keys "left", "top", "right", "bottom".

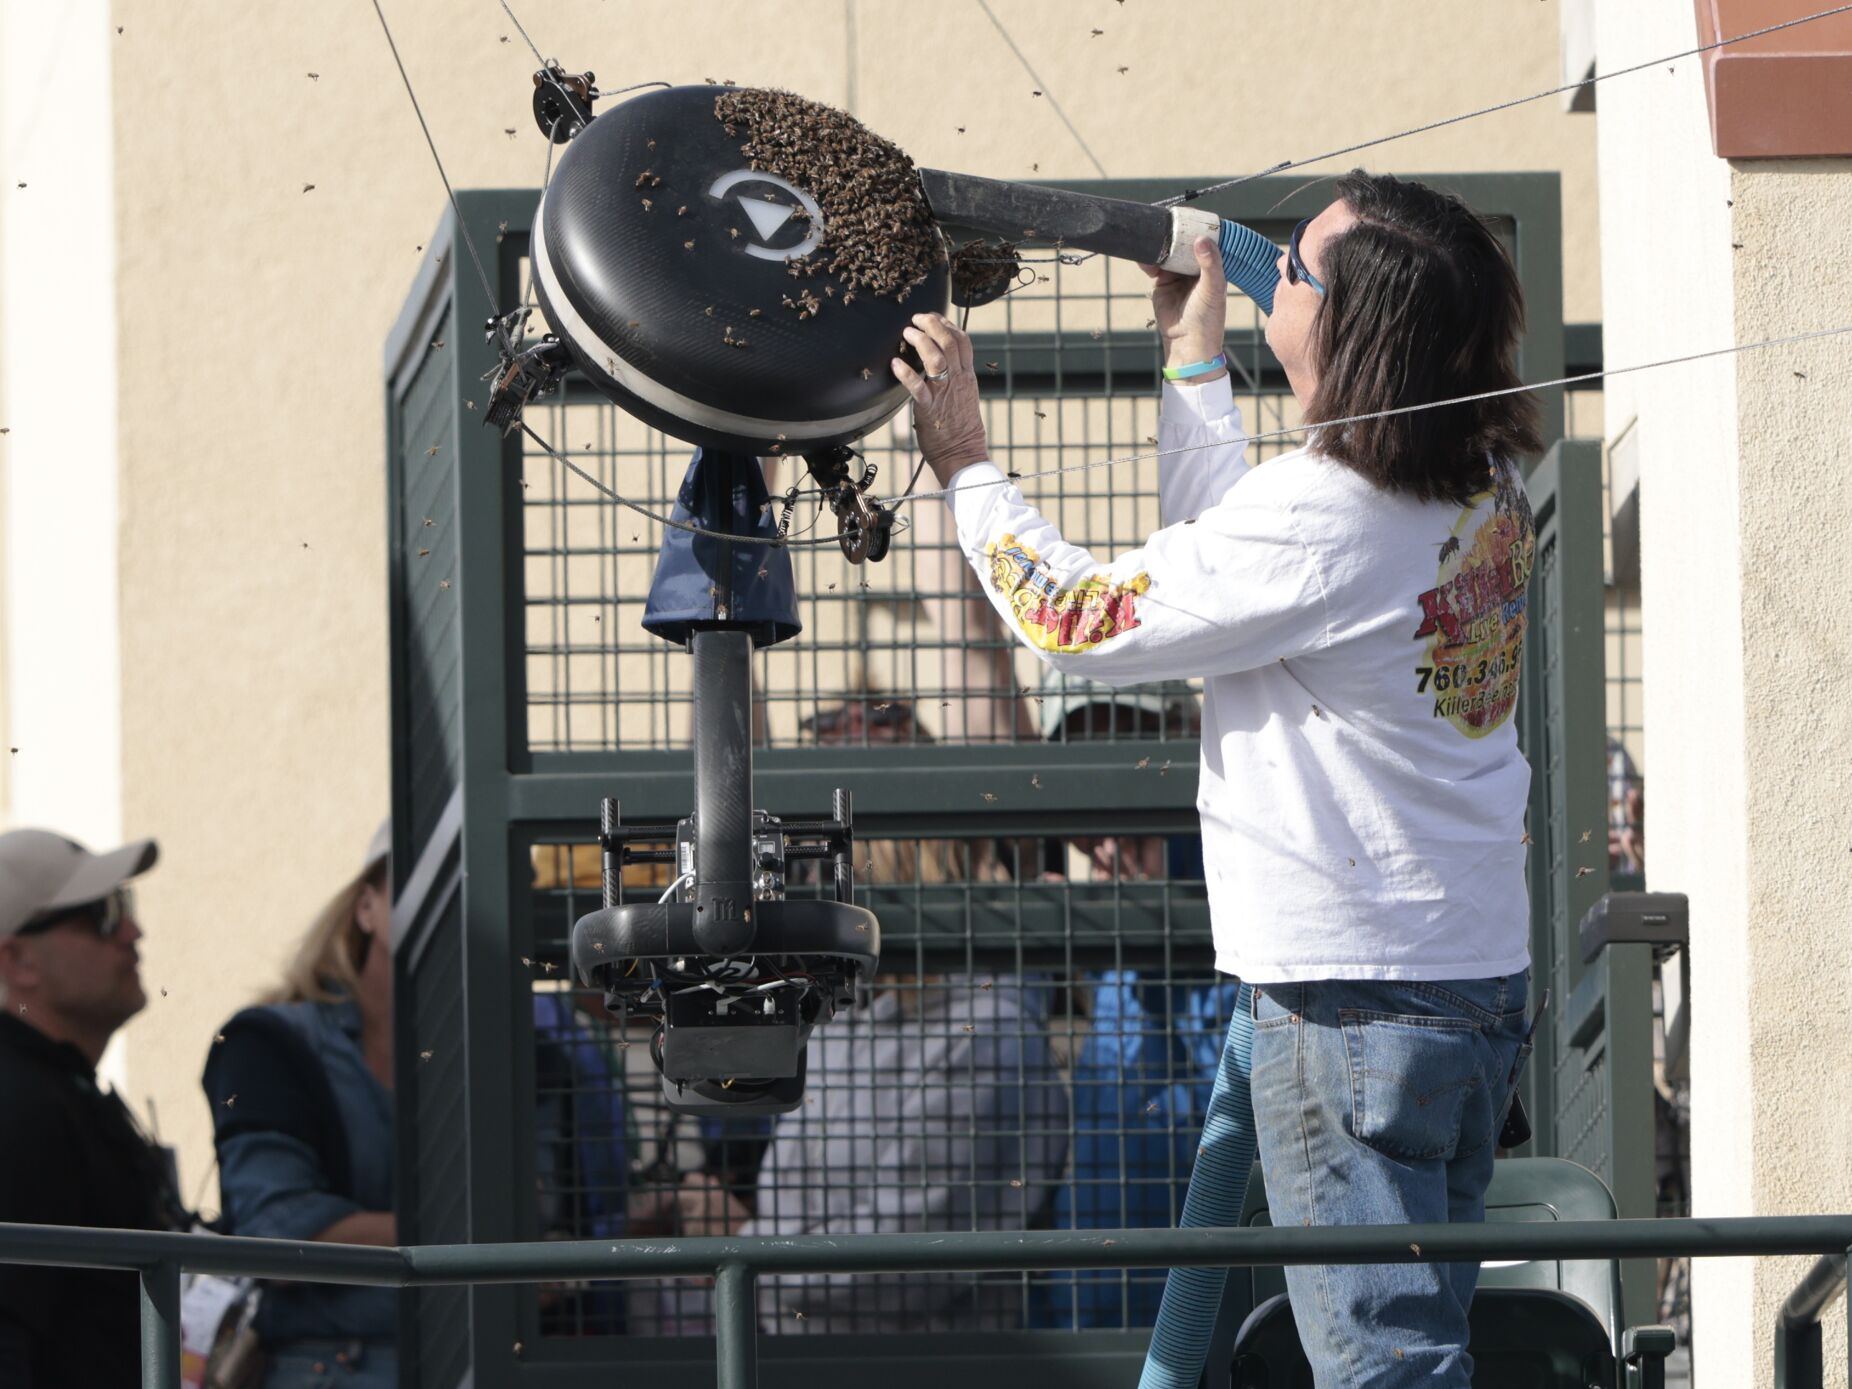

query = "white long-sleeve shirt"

[{"left": 945, "top": 376, "right": 1535, "bottom": 983}]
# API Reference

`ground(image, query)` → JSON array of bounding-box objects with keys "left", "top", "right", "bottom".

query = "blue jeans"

[{"left": 1249, "top": 973, "right": 1532, "bottom": 1389}]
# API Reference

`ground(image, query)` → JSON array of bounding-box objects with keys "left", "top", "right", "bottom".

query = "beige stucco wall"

[
  {"left": 1595, "top": 3, "right": 1852, "bottom": 1384},
  {"left": 82, "top": 0, "right": 1602, "bottom": 1202}
]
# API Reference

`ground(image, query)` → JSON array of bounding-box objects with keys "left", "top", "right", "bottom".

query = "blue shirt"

[
  {"left": 209, "top": 998, "right": 396, "bottom": 1346},
  {"left": 1033, "top": 974, "right": 1241, "bottom": 1329}
]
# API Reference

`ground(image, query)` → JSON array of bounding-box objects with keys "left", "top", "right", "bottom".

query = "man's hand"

[
  {"left": 676, "top": 1172, "right": 752, "bottom": 1238},
  {"left": 892, "top": 313, "right": 990, "bottom": 487},
  {"left": 1139, "top": 235, "right": 1228, "bottom": 379}
]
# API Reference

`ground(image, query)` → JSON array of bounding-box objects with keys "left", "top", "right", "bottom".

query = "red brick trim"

[{"left": 1695, "top": 0, "right": 1852, "bottom": 157}]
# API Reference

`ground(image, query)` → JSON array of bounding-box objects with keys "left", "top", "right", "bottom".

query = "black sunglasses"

[
  {"left": 18, "top": 887, "right": 136, "bottom": 940},
  {"left": 1286, "top": 217, "right": 1327, "bottom": 297}
]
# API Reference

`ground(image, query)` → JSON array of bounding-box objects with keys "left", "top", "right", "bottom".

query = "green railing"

[
  {"left": 1776, "top": 1253, "right": 1849, "bottom": 1389},
  {"left": 4, "top": 1218, "right": 1849, "bottom": 1389}
]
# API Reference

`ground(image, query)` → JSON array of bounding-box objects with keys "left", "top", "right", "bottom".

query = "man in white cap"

[{"left": 0, "top": 827, "right": 183, "bottom": 1387}]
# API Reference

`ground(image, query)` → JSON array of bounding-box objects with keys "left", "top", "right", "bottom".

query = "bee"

[
  {"left": 301, "top": 183, "right": 316, "bottom": 193},
  {"left": 1135, "top": 757, "right": 1150, "bottom": 770},
  {"left": 981, "top": 792, "right": 998, "bottom": 802},
  {"left": 1438, "top": 535, "right": 1462, "bottom": 564}
]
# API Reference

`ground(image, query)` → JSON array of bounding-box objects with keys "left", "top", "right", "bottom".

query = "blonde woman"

[{"left": 202, "top": 822, "right": 396, "bottom": 1388}]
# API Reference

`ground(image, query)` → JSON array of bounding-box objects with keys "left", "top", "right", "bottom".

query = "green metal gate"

[
  {"left": 1514, "top": 439, "right": 1657, "bottom": 1323},
  {"left": 384, "top": 173, "right": 1592, "bottom": 1389}
]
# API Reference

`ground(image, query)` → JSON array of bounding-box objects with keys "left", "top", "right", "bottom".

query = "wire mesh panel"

[
  {"left": 516, "top": 244, "right": 1300, "bottom": 757},
  {"left": 522, "top": 831, "right": 1230, "bottom": 1341}
]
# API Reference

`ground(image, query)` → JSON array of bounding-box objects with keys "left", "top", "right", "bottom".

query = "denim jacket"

[{"left": 204, "top": 997, "right": 396, "bottom": 1346}]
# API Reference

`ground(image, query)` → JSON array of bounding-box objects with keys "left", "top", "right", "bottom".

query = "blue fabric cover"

[{"left": 642, "top": 448, "right": 801, "bottom": 648}]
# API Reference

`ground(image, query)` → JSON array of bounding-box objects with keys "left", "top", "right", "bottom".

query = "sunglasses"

[
  {"left": 1286, "top": 217, "right": 1327, "bottom": 297},
  {"left": 800, "top": 702, "right": 912, "bottom": 741},
  {"left": 18, "top": 887, "right": 137, "bottom": 940}
]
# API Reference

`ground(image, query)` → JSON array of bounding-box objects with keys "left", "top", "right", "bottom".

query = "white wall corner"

[{"left": 0, "top": 0, "right": 123, "bottom": 851}]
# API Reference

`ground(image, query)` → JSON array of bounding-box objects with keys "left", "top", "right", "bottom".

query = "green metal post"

[
  {"left": 139, "top": 1261, "right": 181, "bottom": 1389},
  {"left": 714, "top": 1261, "right": 758, "bottom": 1389}
]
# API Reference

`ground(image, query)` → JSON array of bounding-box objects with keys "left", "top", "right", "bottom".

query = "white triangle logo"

[{"left": 740, "top": 197, "right": 797, "bottom": 241}]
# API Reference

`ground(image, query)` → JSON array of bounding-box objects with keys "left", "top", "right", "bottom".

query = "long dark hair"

[{"left": 1303, "top": 170, "right": 1541, "bottom": 504}]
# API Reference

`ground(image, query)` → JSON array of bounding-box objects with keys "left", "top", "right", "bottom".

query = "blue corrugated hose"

[
  {"left": 1218, "top": 221, "right": 1279, "bottom": 317},
  {"left": 1137, "top": 983, "right": 1256, "bottom": 1389}
]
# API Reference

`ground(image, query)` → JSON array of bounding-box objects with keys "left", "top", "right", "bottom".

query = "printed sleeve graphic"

[
  {"left": 1411, "top": 466, "right": 1536, "bottom": 738},
  {"left": 985, "top": 533, "right": 1148, "bottom": 654}
]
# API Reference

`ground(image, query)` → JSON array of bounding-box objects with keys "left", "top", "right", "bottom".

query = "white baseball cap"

[
  {"left": 1037, "top": 673, "right": 1200, "bottom": 742},
  {"left": 0, "top": 829, "right": 159, "bottom": 938}
]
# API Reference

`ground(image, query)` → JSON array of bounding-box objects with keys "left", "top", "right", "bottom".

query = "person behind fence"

[
  {"left": 673, "top": 696, "right": 1070, "bottom": 1335},
  {"left": 202, "top": 821, "right": 397, "bottom": 1389},
  {"left": 0, "top": 828, "right": 185, "bottom": 1388},
  {"left": 895, "top": 170, "right": 1541, "bottom": 1388}
]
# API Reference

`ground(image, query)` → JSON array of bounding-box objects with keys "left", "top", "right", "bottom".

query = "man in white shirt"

[{"left": 891, "top": 171, "right": 1541, "bottom": 1388}]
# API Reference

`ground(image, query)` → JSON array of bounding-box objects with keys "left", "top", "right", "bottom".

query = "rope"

[
  {"left": 973, "top": 0, "right": 1109, "bottom": 179},
  {"left": 890, "top": 320, "right": 1852, "bottom": 507},
  {"left": 360, "top": 3, "right": 1852, "bottom": 547},
  {"left": 496, "top": 0, "right": 546, "bottom": 63},
  {"left": 368, "top": 0, "right": 501, "bottom": 313},
  {"left": 1161, "top": 1, "right": 1852, "bottom": 205},
  {"left": 518, "top": 424, "right": 902, "bottom": 550}
]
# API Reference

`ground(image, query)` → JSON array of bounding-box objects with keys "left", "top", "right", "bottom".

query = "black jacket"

[{"left": 0, "top": 1012, "right": 183, "bottom": 1388}]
